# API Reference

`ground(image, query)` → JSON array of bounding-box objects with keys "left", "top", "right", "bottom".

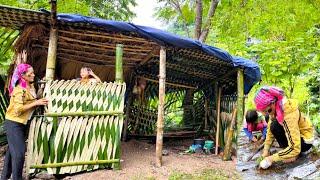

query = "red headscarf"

[{"left": 254, "top": 86, "right": 284, "bottom": 124}]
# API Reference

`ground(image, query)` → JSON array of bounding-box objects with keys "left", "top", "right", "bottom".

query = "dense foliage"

[
  {"left": 0, "top": 0, "right": 136, "bottom": 21},
  {"left": 0, "top": 0, "right": 136, "bottom": 75},
  {"left": 155, "top": 0, "right": 320, "bottom": 126}
]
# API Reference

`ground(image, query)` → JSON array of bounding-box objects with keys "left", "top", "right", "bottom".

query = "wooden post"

[
  {"left": 237, "top": 68, "right": 245, "bottom": 137},
  {"left": 115, "top": 44, "right": 123, "bottom": 82},
  {"left": 215, "top": 85, "right": 221, "bottom": 155},
  {"left": 45, "top": 0, "right": 58, "bottom": 81},
  {"left": 156, "top": 46, "right": 166, "bottom": 167},
  {"left": 237, "top": 68, "right": 244, "bottom": 135},
  {"left": 223, "top": 107, "right": 237, "bottom": 160},
  {"left": 223, "top": 69, "right": 244, "bottom": 160}
]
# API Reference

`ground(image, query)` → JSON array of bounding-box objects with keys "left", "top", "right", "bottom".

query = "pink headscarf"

[
  {"left": 9, "top": 63, "right": 32, "bottom": 95},
  {"left": 254, "top": 86, "right": 284, "bottom": 124}
]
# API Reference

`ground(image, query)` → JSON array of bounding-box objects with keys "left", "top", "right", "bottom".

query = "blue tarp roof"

[{"left": 57, "top": 14, "right": 261, "bottom": 94}]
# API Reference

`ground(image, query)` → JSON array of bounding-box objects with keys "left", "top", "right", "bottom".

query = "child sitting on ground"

[{"left": 243, "top": 109, "right": 268, "bottom": 143}]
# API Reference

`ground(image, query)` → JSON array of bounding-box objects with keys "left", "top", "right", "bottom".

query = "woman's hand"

[
  {"left": 88, "top": 69, "right": 101, "bottom": 83},
  {"left": 258, "top": 138, "right": 265, "bottom": 144},
  {"left": 34, "top": 98, "right": 48, "bottom": 106},
  {"left": 88, "top": 69, "right": 95, "bottom": 76},
  {"left": 259, "top": 156, "right": 273, "bottom": 169}
]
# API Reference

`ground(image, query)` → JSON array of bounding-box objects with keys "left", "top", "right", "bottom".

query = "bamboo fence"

[
  {"left": 0, "top": 90, "right": 8, "bottom": 125},
  {"left": 26, "top": 80, "right": 126, "bottom": 174}
]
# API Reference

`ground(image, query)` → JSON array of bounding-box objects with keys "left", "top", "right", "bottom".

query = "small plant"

[
  {"left": 256, "top": 156, "right": 264, "bottom": 165},
  {"left": 169, "top": 169, "right": 238, "bottom": 180}
]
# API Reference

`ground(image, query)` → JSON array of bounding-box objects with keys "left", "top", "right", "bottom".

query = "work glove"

[{"left": 259, "top": 157, "right": 272, "bottom": 169}]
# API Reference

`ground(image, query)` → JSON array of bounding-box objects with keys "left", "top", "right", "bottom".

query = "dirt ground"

[{"left": 0, "top": 138, "right": 238, "bottom": 180}]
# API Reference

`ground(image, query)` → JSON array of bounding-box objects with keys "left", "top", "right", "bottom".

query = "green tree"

[
  {"left": 0, "top": 0, "right": 137, "bottom": 21},
  {"left": 0, "top": 0, "right": 137, "bottom": 75},
  {"left": 155, "top": 0, "right": 320, "bottom": 122},
  {"left": 155, "top": 0, "right": 219, "bottom": 42}
]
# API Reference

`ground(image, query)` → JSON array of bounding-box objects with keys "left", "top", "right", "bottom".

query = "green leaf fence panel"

[
  {"left": 27, "top": 80, "right": 126, "bottom": 174},
  {"left": 0, "top": 89, "right": 9, "bottom": 126}
]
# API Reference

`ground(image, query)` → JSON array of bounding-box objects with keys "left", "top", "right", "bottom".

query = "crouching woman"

[
  {"left": 254, "top": 86, "right": 314, "bottom": 169},
  {"left": 1, "top": 64, "right": 48, "bottom": 180}
]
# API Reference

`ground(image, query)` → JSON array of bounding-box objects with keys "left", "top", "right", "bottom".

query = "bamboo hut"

[{"left": 0, "top": 4, "right": 261, "bottom": 175}]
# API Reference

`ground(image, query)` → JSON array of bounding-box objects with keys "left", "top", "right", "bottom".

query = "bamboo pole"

[
  {"left": 156, "top": 46, "right": 166, "bottom": 167},
  {"left": 236, "top": 69, "right": 244, "bottom": 130},
  {"left": 30, "top": 159, "right": 120, "bottom": 168},
  {"left": 204, "top": 97, "right": 209, "bottom": 129},
  {"left": 58, "top": 36, "right": 153, "bottom": 52},
  {"left": 45, "top": 0, "right": 58, "bottom": 81},
  {"left": 215, "top": 85, "right": 221, "bottom": 155},
  {"left": 223, "top": 69, "right": 244, "bottom": 160},
  {"left": 223, "top": 107, "right": 237, "bottom": 160},
  {"left": 44, "top": 111, "right": 124, "bottom": 117},
  {"left": 115, "top": 44, "right": 123, "bottom": 83}
]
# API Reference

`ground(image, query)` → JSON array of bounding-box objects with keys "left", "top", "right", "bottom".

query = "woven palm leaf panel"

[
  {"left": 0, "top": 90, "right": 8, "bottom": 125},
  {"left": 26, "top": 80, "right": 126, "bottom": 174},
  {"left": 127, "top": 105, "right": 158, "bottom": 135}
]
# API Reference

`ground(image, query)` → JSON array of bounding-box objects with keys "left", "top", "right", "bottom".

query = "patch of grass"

[
  {"left": 169, "top": 169, "right": 239, "bottom": 180},
  {"left": 132, "top": 174, "right": 156, "bottom": 180}
]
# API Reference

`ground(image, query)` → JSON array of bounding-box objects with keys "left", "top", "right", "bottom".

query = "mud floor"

[{"left": 236, "top": 131, "right": 320, "bottom": 180}]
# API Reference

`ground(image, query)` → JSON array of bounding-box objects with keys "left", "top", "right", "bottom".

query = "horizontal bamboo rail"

[
  {"left": 136, "top": 72, "right": 198, "bottom": 88},
  {"left": 30, "top": 159, "right": 120, "bottom": 168},
  {"left": 57, "top": 53, "right": 135, "bottom": 67},
  {"left": 140, "top": 76, "right": 196, "bottom": 89},
  {"left": 178, "top": 49, "right": 233, "bottom": 67},
  {"left": 59, "top": 36, "right": 153, "bottom": 52},
  {"left": 58, "top": 56, "right": 135, "bottom": 68},
  {"left": 58, "top": 27, "right": 151, "bottom": 42},
  {"left": 45, "top": 111, "right": 124, "bottom": 117},
  {"left": 165, "top": 63, "right": 217, "bottom": 79},
  {"left": 59, "top": 29, "right": 157, "bottom": 45},
  {"left": 58, "top": 50, "right": 142, "bottom": 62}
]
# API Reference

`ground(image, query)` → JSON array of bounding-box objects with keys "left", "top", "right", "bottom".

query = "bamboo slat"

[{"left": 0, "top": 90, "right": 8, "bottom": 124}]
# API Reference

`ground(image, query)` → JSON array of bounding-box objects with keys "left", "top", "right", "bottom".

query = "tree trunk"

[
  {"left": 199, "top": 0, "right": 220, "bottom": 43},
  {"left": 194, "top": 0, "right": 203, "bottom": 39}
]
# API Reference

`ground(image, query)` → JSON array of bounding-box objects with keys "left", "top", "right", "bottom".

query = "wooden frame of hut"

[{"left": 0, "top": 3, "right": 261, "bottom": 175}]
